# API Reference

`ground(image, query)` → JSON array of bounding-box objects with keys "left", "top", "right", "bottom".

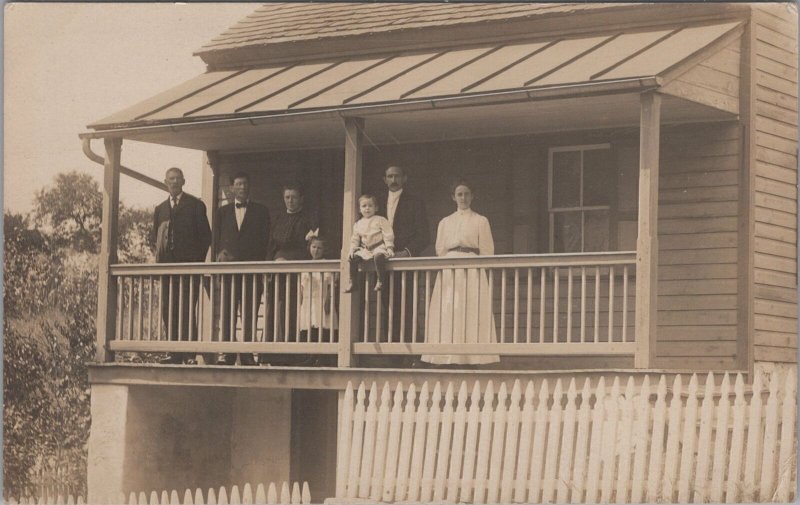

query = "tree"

[
  {"left": 4, "top": 171, "right": 156, "bottom": 498},
  {"left": 34, "top": 172, "right": 102, "bottom": 253}
]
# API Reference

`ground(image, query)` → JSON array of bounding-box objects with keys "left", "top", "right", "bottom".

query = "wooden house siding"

[
  {"left": 661, "top": 37, "right": 741, "bottom": 115},
  {"left": 752, "top": 5, "right": 798, "bottom": 364},
  {"left": 655, "top": 123, "right": 742, "bottom": 370}
]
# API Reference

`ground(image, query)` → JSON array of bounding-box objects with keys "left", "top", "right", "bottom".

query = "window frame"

[{"left": 547, "top": 143, "right": 614, "bottom": 253}]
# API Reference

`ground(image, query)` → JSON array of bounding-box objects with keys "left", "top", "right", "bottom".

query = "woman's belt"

[{"left": 449, "top": 246, "right": 479, "bottom": 254}]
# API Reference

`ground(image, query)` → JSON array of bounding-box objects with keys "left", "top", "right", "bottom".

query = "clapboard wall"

[
  {"left": 751, "top": 4, "right": 798, "bottom": 365},
  {"left": 655, "top": 123, "right": 742, "bottom": 370}
]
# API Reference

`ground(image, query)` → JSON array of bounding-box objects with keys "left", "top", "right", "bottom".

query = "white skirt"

[{"left": 423, "top": 251, "right": 499, "bottom": 365}]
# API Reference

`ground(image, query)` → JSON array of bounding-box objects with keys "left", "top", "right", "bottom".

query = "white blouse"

[{"left": 435, "top": 209, "right": 494, "bottom": 257}]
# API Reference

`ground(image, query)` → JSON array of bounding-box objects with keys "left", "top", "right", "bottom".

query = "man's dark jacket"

[
  {"left": 152, "top": 193, "right": 211, "bottom": 263},
  {"left": 215, "top": 200, "right": 271, "bottom": 261},
  {"left": 380, "top": 190, "right": 430, "bottom": 256}
]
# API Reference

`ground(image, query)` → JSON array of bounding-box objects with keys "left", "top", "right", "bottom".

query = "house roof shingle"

[{"left": 195, "top": 3, "right": 634, "bottom": 64}]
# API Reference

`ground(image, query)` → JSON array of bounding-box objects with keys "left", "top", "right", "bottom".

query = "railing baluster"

[
  {"left": 580, "top": 267, "right": 586, "bottom": 344},
  {"left": 148, "top": 276, "right": 154, "bottom": 340},
  {"left": 464, "top": 268, "right": 471, "bottom": 340},
  {"left": 594, "top": 266, "right": 600, "bottom": 343},
  {"left": 487, "top": 268, "right": 494, "bottom": 344},
  {"left": 623, "top": 266, "right": 629, "bottom": 342},
  {"left": 284, "top": 273, "right": 291, "bottom": 342},
  {"left": 263, "top": 274, "right": 269, "bottom": 342},
  {"left": 330, "top": 272, "right": 337, "bottom": 342},
  {"left": 400, "top": 272, "right": 407, "bottom": 343},
  {"left": 210, "top": 274, "right": 216, "bottom": 342},
  {"left": 388, "top": 272, "right": 395, "bottom": 343},
  {"left": 608, "top": 266, "right": 615, "bottom": 343},
  {"left": 178, "top": 276, "right": 186, "bottom": 341},
  {"left": 316, "top": 272, "right": 323, "bottom": 343},
  {"left": 553, "top": 267, "right": 559, "bottom": 343},
  {"left": 500, "top": 268, "right": 507, "bottom": 343},
  {"left": 158, "top": 276, "right": 164, "bottom": 340},
  {"left": 539, "top": 267, "right": 546, "bottom": 343},
  {"left": 116, "top": 277, "right": 123, "bottom": 340},
  {"left": 273, "top": 273, "right": 280, "bottom": 341},
  {"left": 567, "top": 267, "right": 573, "bottom": 343},
  {"left": 252, "top": 273, "right": 259, "bottom": 343},
  {"left": 526, "top": 268, "right": 533, "bottom": 343},
  {"left": 295, "top": 273, "right": 302, "bottom": 343},
  {"left": 168, "top": 276, "right": 175, "bottom": 341},
  {"left": 225, "top": 274, "right": 233, "bottom": 342},
  {"left": 137, "top": 277, "right": 143, "bottom": 341},
  {"left": 127, "top": 277, "right": 134, "bottom": 340},
  {"left": 364, "top": 272, "right": 370, "bottom": 343},
  {"left": 425, "top": 271, "right": 432, "bottom": 344},
  {"left": 513, "top": 268, "right": 520, "bottom": 344},
  {"left": 189, "top": 275, "right": 195, "bottom": 342},
  {"left": 412, "top": 271, "right": 419, "bottom": 343}
]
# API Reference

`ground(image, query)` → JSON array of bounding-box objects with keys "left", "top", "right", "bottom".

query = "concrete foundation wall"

[
  {"left": 231, "top": 389, "right": 292, "bottom": 486},
  {"left": 88, "top": 384, "right": 293, "bottom": 500}
]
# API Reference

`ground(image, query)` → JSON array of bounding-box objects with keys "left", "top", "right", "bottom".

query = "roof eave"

[{"left": 82, "top": 77, "right": 661, "bottom": 139}]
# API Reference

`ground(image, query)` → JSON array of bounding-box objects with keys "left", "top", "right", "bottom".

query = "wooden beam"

[
  {"left": 738, "top": 15, "right": 757, "bottom": 377},
  {"left": 634, "top": 92, "right": 661, "bottom": 369},
  {"left": 88, "top": 363, "right": 730, "bottom": 392},
  {"left": 353, "top": 342, "right": 636, "bottom": 356},
  {"left": 201, "top": 151, "right": 219, "bottom": 345},
  {"left": 338, "top": 117, "right": 364, "bottom": 367},
  {"left": 96, "top": 138, "right": 122, "bottom": 363}
]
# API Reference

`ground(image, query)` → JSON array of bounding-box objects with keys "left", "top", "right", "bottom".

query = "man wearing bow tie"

[
  {"left": 152, "top": 167, "right": 212, "bottom": 364},
  {"left": 214, "top": 172, "right": 271, "bottom": 365}
]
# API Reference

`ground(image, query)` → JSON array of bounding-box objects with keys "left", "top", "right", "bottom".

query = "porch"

[{"left": 84, "top": 19, "right": 748, "bottom": 372}]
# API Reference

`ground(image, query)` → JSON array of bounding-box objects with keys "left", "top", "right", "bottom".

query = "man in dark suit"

[
  {"left": 379, "top": 165, "right": 430, "bottom": 344},
  {"left": 214, "top": 172, "right": 271, "bottom": 365},
  {"left": 152, "top": 167, "right": 212, "bottom": 364}
]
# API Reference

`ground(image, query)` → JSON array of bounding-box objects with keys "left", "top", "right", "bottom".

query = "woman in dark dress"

[
  {"left": 270, "top": 184, "right": 318, "bottom": 341},
  {"left": 269, "top": 184, "right": 317, "bottom": 261}
]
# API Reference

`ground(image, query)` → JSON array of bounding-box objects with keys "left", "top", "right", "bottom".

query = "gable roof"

[
  {"left": 195, "top": 3, "right": 750, "bottom": 69},
  {"left": 197, "top": 3, "right": 626, "bottom": 52}
]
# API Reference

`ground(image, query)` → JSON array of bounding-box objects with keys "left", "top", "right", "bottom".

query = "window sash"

[{"left": 548, "top": 143, "right": 613, "bottom": 253}]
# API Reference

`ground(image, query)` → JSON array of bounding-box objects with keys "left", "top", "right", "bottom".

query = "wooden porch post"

[
  {"left": 96, "top": 137, "right": 122, "bottom": 363},
  {"left": 338, "top": 117, "right": 364, "bottom": 367},
  {"left": 634, "top": 92, "right": 661, "bottom": 369},
  {"left": 201, "top": 151, "right": 220, "bottom": 344}
]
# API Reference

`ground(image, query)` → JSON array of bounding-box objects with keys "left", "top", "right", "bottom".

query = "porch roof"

[{"left": 84, "top": 20, "right": 742, "bottom": 149}]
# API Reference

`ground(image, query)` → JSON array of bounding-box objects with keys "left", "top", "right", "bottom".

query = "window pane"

[
  {"left": 553, "top": 212, "right": 582, "bottom": 253},
  {"left": 584, "top": 210, "right": 610, "bottom": 252},
  {"left": 552, "top": 151, "right": 580, "bottom": 208},
  {"left": 583, "top": 148, "right": 614, "bottom": 206}
]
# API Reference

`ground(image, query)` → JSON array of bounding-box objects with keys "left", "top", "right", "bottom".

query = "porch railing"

[
  {"left": 109, "top": 260, "right": 341, "bottom": 356},
  {"left": 355, "top": 252, "right": 637, "bottom": 357},
  {"left": 106, "top": 252, "right": 636, "bottom": 362}
]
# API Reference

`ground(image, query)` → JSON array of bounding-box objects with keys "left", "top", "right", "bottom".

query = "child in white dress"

[
  {"left": 298, "top": 235, "right": 338, "bottom": 342},
  {"left": 345, "top": 194, "right": 395, "bottom": 292}
]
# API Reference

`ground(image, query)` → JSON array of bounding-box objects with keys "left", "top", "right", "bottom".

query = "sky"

[{"left": 4, "top": 3, "right": 256, "bottom": 213}]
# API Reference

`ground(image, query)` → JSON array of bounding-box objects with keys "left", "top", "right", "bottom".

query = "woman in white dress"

[{"left": 423, "top": 180, "right": 500, "bottom": 365}]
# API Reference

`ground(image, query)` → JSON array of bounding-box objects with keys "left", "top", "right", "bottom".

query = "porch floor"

[{"left": 88, "top": 363, "right": 747, "bottom": 391}]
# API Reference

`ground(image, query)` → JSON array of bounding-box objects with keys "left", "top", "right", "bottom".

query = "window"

[{"left": 548, "top": 144, "right": 615, "bottom": 253}]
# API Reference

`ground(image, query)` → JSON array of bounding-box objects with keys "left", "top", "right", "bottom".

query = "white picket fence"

[
  {"left": 337, "top": 371, "right": 797, "bottom": 503},
  {"left": 8, "top": 481, "right": 310, "bottom": 505}
]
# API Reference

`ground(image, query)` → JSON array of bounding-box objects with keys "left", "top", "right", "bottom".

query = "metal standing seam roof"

[{"left": 90, "top": 21, "right": 742, "bottom": 131}]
